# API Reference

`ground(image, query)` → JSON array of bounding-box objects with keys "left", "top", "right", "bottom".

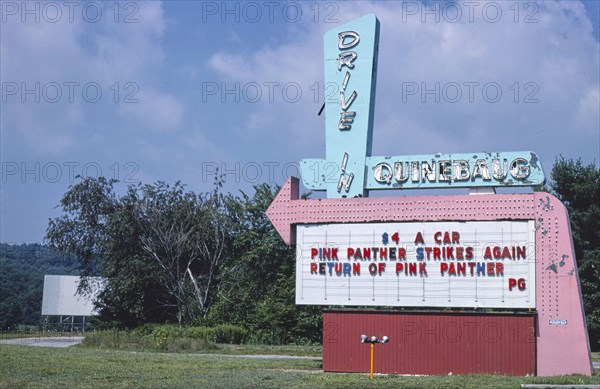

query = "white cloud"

[
  {"left": 92, "top": 2, "right": 167, "bottom": 79},
  {"left": 1, "top": 1, "right": 184, "bottom": 154},
  {"left": 119, "top": 88, "right": 184, "bottom": 133},
  {"left": 576, "top": 87, "right": 600, "bottom": 133}
]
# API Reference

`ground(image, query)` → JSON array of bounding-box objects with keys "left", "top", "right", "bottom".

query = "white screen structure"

[
  {"left": 295, "top": 221, "right": 536, "bottom": 308},
  {"left": 41, "top": 275, "right": 104, "bottom": 316}
]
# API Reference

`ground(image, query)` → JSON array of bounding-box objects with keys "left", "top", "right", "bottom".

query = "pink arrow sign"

[{"left": 267, "top": 177, "right": 537, "bottom": 245}]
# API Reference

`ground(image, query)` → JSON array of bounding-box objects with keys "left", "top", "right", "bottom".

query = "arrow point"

[{"left": 266, "top": 177, "right": 300, "bottom": 245}]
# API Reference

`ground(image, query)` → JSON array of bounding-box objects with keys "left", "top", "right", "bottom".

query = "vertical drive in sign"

[{"left": 301, "top": 14, "right": 380, "bottom": 198}]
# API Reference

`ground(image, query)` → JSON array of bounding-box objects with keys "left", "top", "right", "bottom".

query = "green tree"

[
  {"left": 208, "top": 184, "right": 322, "bottom": 343},
  {"left": 45, "top": 177, "right": 118, "bottom": 293},
  {"left": 133, "top": 181, "right": 234, "bottom": 326},
  {"left": 550, "top": 157, "right": 600, "bottom": 350},
  {"left": 94, "top": 186, "right": 167, "bottom": 327}
]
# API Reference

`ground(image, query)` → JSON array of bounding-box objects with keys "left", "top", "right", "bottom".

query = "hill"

[{"left": 0, "top": 243, "right": 79, "bottom": 328}]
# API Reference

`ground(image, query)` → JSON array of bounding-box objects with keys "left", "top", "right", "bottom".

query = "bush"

[
  {"left": 181, "top": 324, "right": 248, "bottom": 344},
  {"left": 131, "top": 323, "right": 158, "bottom": 337},
  {"left": 214, "top": 324, "right": 248, "bottom": 344},
  {"left": 153, "top": 328, "right": 169, "bottom": 349},
  {"left": 183, "top": 326, "right": 215, "bottom": 342},
  {"left": 82, "top": 329, "right": 152, "bottom": 350}
]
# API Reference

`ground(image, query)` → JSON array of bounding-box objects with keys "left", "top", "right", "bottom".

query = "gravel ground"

[{"left": 0, "top": 337, "right": 84, "bottom": 348}]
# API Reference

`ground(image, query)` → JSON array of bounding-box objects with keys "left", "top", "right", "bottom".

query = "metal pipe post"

[{"left": 370, "top": 342, "right": 374, "bottom": 380}]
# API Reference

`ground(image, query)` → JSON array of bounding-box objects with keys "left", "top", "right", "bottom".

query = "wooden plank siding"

[{"left": 323, "top": 310, "right": 536, "bottom": 376}]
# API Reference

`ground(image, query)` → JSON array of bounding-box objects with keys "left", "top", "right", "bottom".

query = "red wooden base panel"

[{"left": 323, "top": 311, "right": 536, "bottom": 376}]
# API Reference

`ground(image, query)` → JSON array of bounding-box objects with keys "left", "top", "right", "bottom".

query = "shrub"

[
  {"left": 131, "top": 323, "right": 158, "bottom": 337},
  {"left": 214, "top": 324, "right": 248, "bottom": 344},
  {"left": 153, "top": 328, "right": 169, "bottom": 349},
  {"left": 183, "top": 326, "right": 216, "bottom": 342}
]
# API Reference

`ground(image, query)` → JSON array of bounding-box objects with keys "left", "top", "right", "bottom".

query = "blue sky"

[{"left": 1, "top": 0, "right": 599, "bottom": 243}]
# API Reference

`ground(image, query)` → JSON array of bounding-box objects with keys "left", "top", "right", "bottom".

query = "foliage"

[
  {"left": 550, "top": 157, "right": 600, "bottom": 350},
  {"left": 45, "top": 177, "right": 117, "bottom": 292},
  {"left": 81, "top": 324, "right": 249, "bottom": 352},
  {"left": 45, "top": 178, "right": 236, "bottom": 328},
  {"left": 81, "top": 326, "right": 321, "bottom": 356},
  {"left": 132, "top": 181, "right": 234, "bottom": 326},
  {"left": 0, "top": 243, "right": 79, "bottom": 328},
  {"left": 207, "top": 183, "right": 322, "bottom": 344},
  {"left": 551, "top": 158, "right": 600, "bottom": 257},
  {"left": 579, "top": 250, "right": 600, "bottom": 349}
]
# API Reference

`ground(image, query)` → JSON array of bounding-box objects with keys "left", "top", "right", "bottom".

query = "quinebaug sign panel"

[{"left": 296, "top": 220, "right": 536, "bottom": 308}]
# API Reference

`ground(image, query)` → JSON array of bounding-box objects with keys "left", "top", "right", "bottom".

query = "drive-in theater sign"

[{"left": 267, "top": 14, "right": 592, "bottom": 376}]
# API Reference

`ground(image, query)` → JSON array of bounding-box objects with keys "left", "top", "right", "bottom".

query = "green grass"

[
  {"left": 1, "top": 344, "right": 599, "bottom": 389},
  {"left": 79, "top": 330, "right": 322, "bottom": 357}
]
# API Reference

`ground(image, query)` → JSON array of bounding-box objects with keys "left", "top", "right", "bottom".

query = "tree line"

[{"left": 0, "top": 243, "right": 79, "bottom": 328}]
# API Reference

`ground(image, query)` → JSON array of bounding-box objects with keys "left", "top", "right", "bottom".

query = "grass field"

[{"left": 1, "top": 344, "right": 599, "bottom": 388}]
